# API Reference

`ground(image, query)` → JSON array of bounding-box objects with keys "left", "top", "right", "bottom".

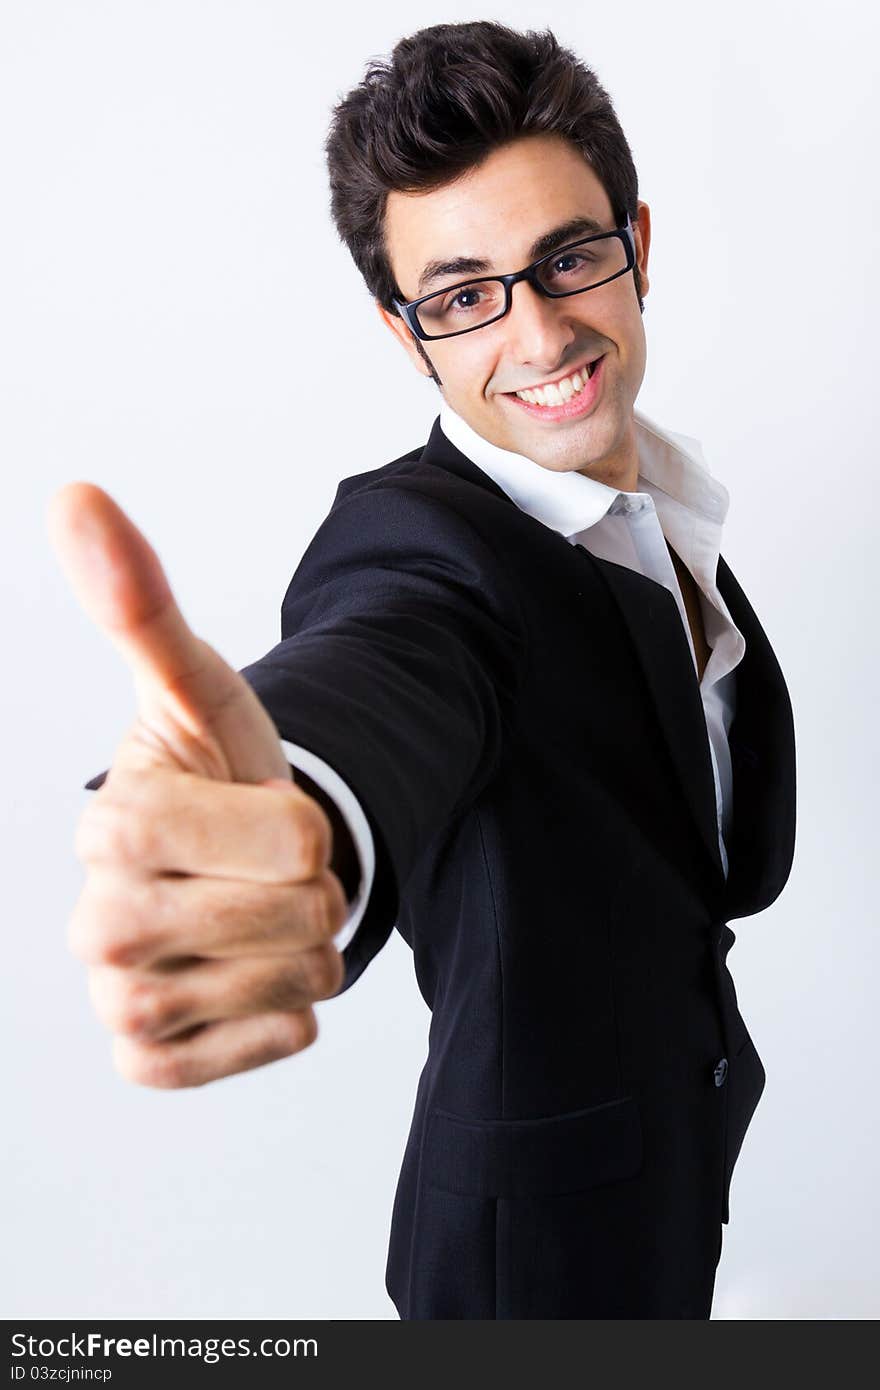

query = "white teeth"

[{"left": 515, "top": 358, "right": 597, "bottom": 405}]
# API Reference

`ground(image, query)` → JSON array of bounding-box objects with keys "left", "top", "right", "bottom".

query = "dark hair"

[{"left": 324, "top": 21, "right": 644, "bottom": 321}]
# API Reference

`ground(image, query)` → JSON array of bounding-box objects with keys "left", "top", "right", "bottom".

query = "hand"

[{"left": 48, "top": 483, "right": 347, "bottom": 1088}]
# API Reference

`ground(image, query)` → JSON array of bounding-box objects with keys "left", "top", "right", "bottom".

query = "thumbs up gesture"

[{"left": 48, "top": 483, "right": 347, "bottom": 1087}]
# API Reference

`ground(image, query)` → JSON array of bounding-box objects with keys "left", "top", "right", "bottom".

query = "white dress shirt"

[{"left": 282, "top": 401, "right": 746, "bottom": 949}]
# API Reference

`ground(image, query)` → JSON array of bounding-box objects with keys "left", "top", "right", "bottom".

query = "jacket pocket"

[{"left": 423, "top": 1094, "right": 643, "bottom": 1199}]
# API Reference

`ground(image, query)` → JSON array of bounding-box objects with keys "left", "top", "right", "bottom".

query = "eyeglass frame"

[{"left": 391, "top": 210, "right": 637, "bottom": 342}]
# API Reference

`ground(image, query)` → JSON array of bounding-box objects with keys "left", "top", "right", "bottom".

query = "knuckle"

[
  {"left": 96, "top": 934, "right": 145, "bottom": 970},
  {"left": 272, "top": 1009, "right": 318, "bottom": 1056},
  {"left": 324, "top": 871, "right": 350, "bottom": 935},
  {"left": 308, "top": 871, "right": 348, "bottom": 942},
  {"left": 256, "top": 964, "right": 303, "bottom": 1014},
  {"left": 305, "top": 945, "right": 345, "bottom": 1000},
  {"left": 113, "top": 1037, "right": 187, "bottom": 1090},
  {"left": 304, "top": 879, "right": 333, "bottom": 942},
  {"left": 328, "top": 946, "right": 346, "bottom": 995},
  {"left": 76, "top": 800, "right": 159, "bottom": 870},
  {"left": 117, "top": 814, "right": 158, "bottom": 869},
  {"left": 116, "top": 983, "right": 171, "bottom": 1041},
  {"left": 300, "top": 1009, "right": 320, "bottom": 1049},
  {"left": 66, "top": 881, "right": 138, "bottom": 967},
  {"left": 86, "top": 966, "right": 122, "bottom": 1030},
  {"left": 287, "top": 799, "right": 331, "bottom": 876},
  {"left": 86, "top": 969, "right": 152, "bottom": 1038},
  {"left": 90, "top": 913, "right": 152, "bottom": 969}
]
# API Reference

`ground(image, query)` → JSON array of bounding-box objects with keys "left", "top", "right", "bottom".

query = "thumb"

[
  {"left": 48, "top": 482, "right": 208, "bottom": 709},
  {"left": 48, "top": 481, "right": 291, "bottom": 782}
]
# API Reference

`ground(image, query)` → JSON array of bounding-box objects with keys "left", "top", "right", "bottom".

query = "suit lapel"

[
  {"left": 579, "top": 548, "right": 727, "bottom": 885},
  {"left": 419, "top": 414, "right": 516, "bottom": 502},
  {"left": 570, "top": 549, "right": 796, "bottom": 913},
  {"left": 714, "top": 554, "right": 797, "bottom": 916}
]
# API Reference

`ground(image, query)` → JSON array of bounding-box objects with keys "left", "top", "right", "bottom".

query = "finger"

[
  {"left": 75, "top": 773, "right": 334, "bottom": 885},
  {"left": 69, "top": 862, "right": 348, "bottom": 969},
  {"left": 47, "top": 482, "right": 290, "bottom": 781},
  {"left": 88, "top": 947, "right": 345, "bottom": 1043},
  {"left": 111, "top": 1009, "right": 319, "bottom": 1089}
]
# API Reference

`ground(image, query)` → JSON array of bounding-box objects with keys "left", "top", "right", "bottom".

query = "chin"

[{"left": 530, "top": 416, "right": 618, "bottom": 467}]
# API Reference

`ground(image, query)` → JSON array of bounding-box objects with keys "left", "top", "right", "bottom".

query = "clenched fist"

[{"left": 48, "top": 483, "right": 348, "bottom": 1089}]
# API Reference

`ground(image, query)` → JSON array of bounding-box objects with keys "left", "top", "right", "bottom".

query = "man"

[{"left": 52, "top": 22, "right": 796, "bottom": 1318}]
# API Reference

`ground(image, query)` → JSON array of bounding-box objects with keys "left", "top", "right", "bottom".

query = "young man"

[{"left": 54, "top": 22, "right": 796, "bottom": 1318}]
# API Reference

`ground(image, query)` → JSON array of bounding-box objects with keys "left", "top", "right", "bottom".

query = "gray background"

[{"left": 2, "top": 0, "right": 876, "bottom": 1319}]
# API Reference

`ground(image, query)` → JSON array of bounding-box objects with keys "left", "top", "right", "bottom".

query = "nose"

[{"left": 504, "top": 278, "right": 578, "bottom": 372}]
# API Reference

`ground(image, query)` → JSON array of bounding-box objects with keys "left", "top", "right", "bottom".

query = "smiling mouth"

[
  {"left": 504, "top": 353, "right": 602, "bottom": 406},
  {"left": 501, "top": 355, "right": 605, "bottom": 419}
]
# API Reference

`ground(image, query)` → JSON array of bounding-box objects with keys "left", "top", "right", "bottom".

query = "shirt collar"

[{"left": 437, "top": 398, "right": 730, "bottom": 540}]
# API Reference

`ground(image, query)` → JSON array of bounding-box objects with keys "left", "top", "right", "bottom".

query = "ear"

[
  {"left": 633, "top": 200, "right": 651, "bottom": 299},
  {"left": 375, "top": 300, "right": 434, "bottom": 378}
]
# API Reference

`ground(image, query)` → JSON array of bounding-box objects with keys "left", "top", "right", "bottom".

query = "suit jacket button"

[{"left": 714, "top": 1057, "right": 729, "bottom": 1087}]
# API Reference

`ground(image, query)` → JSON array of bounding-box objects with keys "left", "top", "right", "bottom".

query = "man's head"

[{"left": 325, "top": 21, "right": 651, "bottom": 488}]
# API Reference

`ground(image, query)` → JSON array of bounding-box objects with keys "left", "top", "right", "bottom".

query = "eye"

[
  {"left": 551, "top": 252, "right": 587, "bottom": 275},
  {"left": 444, "top": 286, "right": 484, "bottom": 313}
]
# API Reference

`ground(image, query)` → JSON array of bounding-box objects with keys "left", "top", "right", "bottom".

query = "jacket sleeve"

[{"left": 237, "top": 479, "right": 527, "bottom": 996}]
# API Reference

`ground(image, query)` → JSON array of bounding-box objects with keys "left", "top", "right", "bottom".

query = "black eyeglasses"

[{"left": 392, "top": 212, "right": 637, "bottom": 341}]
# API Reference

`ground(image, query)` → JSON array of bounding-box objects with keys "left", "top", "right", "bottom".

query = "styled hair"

[{"left": 324, "top": 21, "right": 644, "bottom": 317}]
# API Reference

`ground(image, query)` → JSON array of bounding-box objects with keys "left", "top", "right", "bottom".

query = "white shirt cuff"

[{"left": 278, "top": 738, "right": 376, "bottom": 953}]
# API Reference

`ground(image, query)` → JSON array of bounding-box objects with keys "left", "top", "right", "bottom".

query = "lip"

[
  {"left": 504, "top": 354, "right": 605, "bottom": 422},
  {"left": 508, "top": 351, "right": 602, "bottom": 394}
]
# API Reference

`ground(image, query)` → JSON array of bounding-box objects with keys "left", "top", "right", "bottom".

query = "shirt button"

[{"left": 714, "top": 1057, "right": 729, "bottom": 1087}]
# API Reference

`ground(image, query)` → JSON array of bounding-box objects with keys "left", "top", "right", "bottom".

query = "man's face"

[{"left": 379, "top": 132, "right": 651, "bottom": 488}]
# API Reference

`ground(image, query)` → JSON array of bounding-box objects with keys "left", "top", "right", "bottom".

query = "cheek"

[
  {"left": 477, "top": 353, "right": 504, "bottom": 401},
  {"left": 442, "top": 350, "right": 497, "bottom": 401}
]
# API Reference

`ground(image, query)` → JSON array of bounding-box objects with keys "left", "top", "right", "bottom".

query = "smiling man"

[{"left": 63, "top": 21, "right": 796, "bottom": 1321}]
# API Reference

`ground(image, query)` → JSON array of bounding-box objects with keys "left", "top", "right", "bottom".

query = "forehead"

[{"left": 384, "top": 133, "right": 613, "bottom": 295}]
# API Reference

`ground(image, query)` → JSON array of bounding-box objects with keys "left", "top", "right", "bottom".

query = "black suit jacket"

[{"left": 87, "top": 415, "right": 797, "bottom": 1318}]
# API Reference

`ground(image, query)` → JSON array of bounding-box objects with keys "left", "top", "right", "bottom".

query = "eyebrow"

[{"left": 415, "top": 215, "right": 607, "bottom": 296}]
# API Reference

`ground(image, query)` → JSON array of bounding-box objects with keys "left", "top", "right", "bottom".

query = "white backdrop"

[{"left": 2, "top": 0, "right": 876, "bottom": 1320}]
